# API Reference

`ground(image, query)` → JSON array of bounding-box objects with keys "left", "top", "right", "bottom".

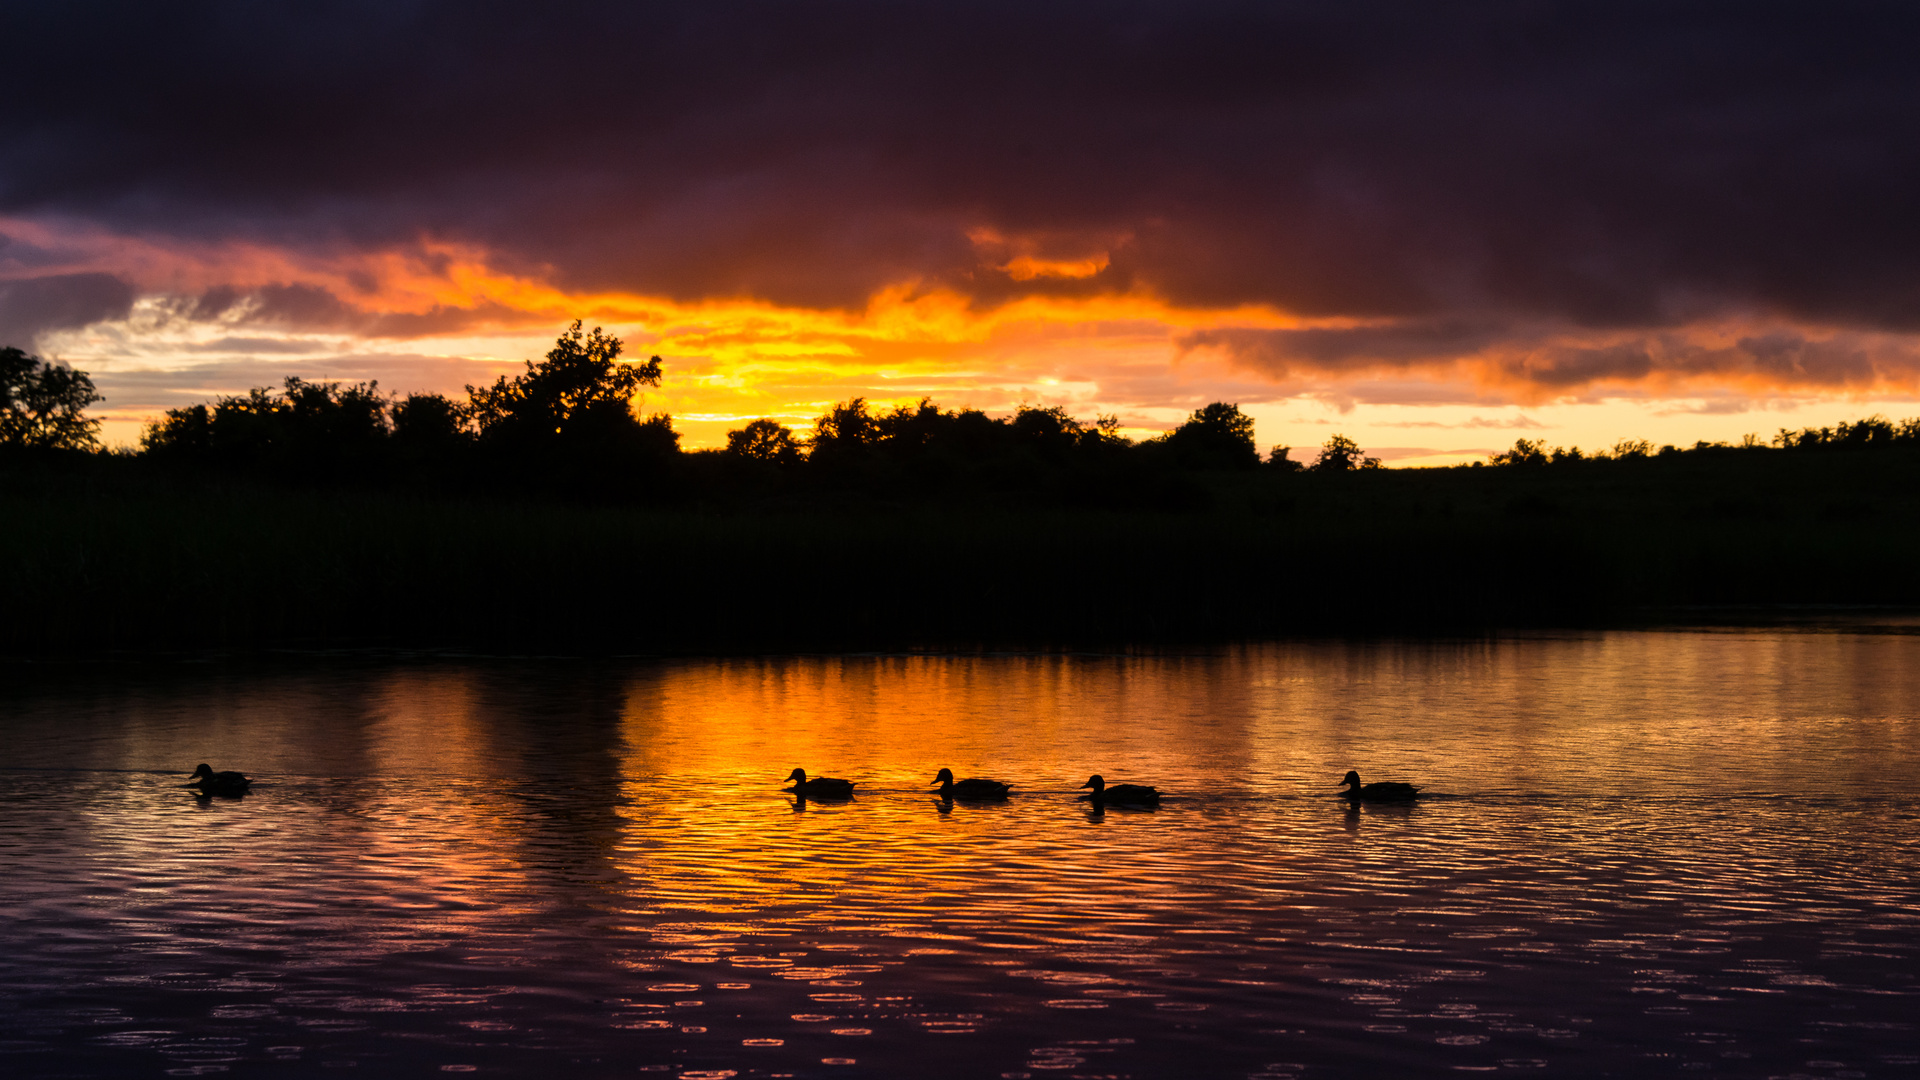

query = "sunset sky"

[{"left": 4, "top": 1, "right": 1918, "bottom": 463}]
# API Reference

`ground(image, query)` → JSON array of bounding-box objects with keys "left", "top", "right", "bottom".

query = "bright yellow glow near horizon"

[{"left": 17, "top": 218, "right": 1920, "bottom": 465}]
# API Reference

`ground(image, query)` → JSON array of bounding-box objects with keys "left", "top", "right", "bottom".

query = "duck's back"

[
  {"left": 798, "top": 777, "right": 856, "bottom": 797},
  {"left": 953, "top": 778, "right": 1011, "bottom": 797},
  {"left": 191, "top": 771, "right": 252, "bottom": 793},
  {"left": 1358, "top": 781, "right": 1418, "bottom": 801}
]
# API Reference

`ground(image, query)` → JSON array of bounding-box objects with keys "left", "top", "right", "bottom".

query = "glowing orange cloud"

[{"left": 18, "top": 213, "right": 1920, "bottom": 457}]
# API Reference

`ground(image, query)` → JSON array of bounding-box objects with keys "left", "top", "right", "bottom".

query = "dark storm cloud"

[
  {"left": 0, "top": 273, "right": 135, "bottom": 348},
  {"left": 3, "top": 1, "right": 1919, "bottom": 328},
  {"left": 1187, "top": 322, "right": 1917, "bottom": 394},
  {"left": 1182, "top": 322, "right": 1512, "bottom": 371}
]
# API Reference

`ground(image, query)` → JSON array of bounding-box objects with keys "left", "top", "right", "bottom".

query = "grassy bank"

[{"left": 7, "top": 448, "right": 1920, "bottom": 654}]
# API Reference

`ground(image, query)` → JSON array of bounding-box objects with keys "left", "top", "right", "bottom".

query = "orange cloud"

[{"left": 20, "top": 214, "right": 1920, "bottom": 455}]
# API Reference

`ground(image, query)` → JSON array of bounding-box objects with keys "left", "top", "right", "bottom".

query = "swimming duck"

[
  {"left": 1079, "top": 774, "right": 1160, "bottom": 806},
  {"left": 1339, "top": 770, "right": 1419, "bottom": 802},
  {"left": 932, "top": 768, "right": 1011, "bottom": 801},
  {"left": 784, "top": 768, "right": 856, "bottom": 799},
  {"left": 185, "top": 763, "right": 251, "bottom": 795}
]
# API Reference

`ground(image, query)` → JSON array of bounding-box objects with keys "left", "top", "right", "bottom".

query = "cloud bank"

[{"left": 3, "top": 0, "right": 1920, "bottom": 414}]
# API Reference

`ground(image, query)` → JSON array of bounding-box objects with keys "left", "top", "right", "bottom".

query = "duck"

[
  {"left": 1339, "top": 770, "right": 1419, "bottom": 802},
  {"left": 1079, "top": 774, "right": 1160, "bottom": 806},
  {"left": 784, "top": 768, "right": 856, "bottom": 799},
  {"left": 185, "top": 763, "right": 251, "bottom": 795},
  {"left": 931, "top": 768, "right": 1011, "bottom": 801}
]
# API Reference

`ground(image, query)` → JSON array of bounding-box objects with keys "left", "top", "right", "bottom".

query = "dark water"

[{"left": 2, "top": 632, "right": 1918, "bottom": 1079}]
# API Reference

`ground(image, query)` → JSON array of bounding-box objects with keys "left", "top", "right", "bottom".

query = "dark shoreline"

[{"left": 9, "top": 445, "right": 1920, "bottom": 656}]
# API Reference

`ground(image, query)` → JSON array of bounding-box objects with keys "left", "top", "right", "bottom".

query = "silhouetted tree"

[
  {"left": 141, "top": 402, "right": 212, "bottom": 455},
  {"left": 1312, "top": 433, "right": 1382, "bottom": 472},
  {"left": 1009, "top": 405, "right": 1085, "bottom": 456},
  {"left": 1156, "top": 402, "right": 1259, "bottom": 469},
  {"left": 141, "top": 377, "right": 390, "bottom": 474},
  {"left": 725, "top": 418, "right": 803, "bottom": 464},
  {"left": 807, "top": 397, "right": 882, "bottom": 470},
  {"left": 391, "top": 392, "right": 472, "bottom": 448},
  {"left": 1, "top": 346, "right": 103, "bottom": 451},
  {"left": 281, "top": 377, "right": 390, "bottom": 456},
  {"left": 631, "top": 412, "right": 682, "bottom": 458},
  {"left": 1490, "top": 438, "right": 1550, "bottom": 466},
  {"left": 880, "top": 400, "right": 1006, "bottom": 472},
  {"left": 466, "top": 321, "right": 663, "bottom": 450},
  {"left": 1773, "top": 415, "right": 1920, "bottom": 451},
  {"left": 1267, "top": 444, "right": 1303, "bottom": 472}
]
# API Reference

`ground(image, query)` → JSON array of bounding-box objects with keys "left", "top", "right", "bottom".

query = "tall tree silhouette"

[
  {"left": 1, "top": 347, "right": 103, "bottom": 451},
  {"left": 467, "top": 321, "right": 665, "bottom": 452}
]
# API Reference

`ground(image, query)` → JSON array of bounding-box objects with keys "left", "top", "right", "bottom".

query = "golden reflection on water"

[
  {"left": 608, "top": 634, "right": 1920, "bottom": 797},
  {"left": 4, "top": 631, "right": 1919, "bottom": 1078}
]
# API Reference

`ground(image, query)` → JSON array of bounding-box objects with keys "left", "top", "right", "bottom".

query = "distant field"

[{"left": 6, "top": 449, "right": 1920, "bottom": 654}]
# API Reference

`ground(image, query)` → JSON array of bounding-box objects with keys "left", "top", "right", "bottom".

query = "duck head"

[
  {"left": 1079, "top": 774, "right": 1106, "bottom": 793},
  {"left": 785, "top": 768, "right": 808, "bottom": 784},
  {"left": 189, "top": 764, "right": 215, "bottom": 781},
  {"left": 1340, "top": 770, "right": 1362, "bottom": 789},
  {"left": 931, "top": 768, "right": 955, "bottom": 786}
]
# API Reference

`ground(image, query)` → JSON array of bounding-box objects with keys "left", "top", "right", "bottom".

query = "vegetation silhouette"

[
  {"left": 1312, "top": 433, "right": 1382, "bottom": 472},
  {"left": 725, "top": 418, "right": 803, "bottom": 466},
  {"left": 10, "top": 319, "right": 1920, "bottom": 653},
  {"left": 2, "top": 347, "right": 102, "bottom": 452}
]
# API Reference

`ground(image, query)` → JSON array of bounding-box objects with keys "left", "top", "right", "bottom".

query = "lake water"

[{"left": 3, "top": 631, "right": 1918, "bottom": 1079}]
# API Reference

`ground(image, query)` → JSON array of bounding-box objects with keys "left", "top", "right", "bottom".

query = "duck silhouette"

[
  {"left": 1079, "top": 774, "right": 1160, "bottom": 806},
  {"left": 184, "top": 763, "right": 251, "bottom": 795},
  {"left": 784, "top": 768, "right": 856, "bottom": 799},
  {"left": 931, "top": 768, "right": 1011, "bottom": 801},
  {"left": 1339, "top": 770, "right": 1419, "bottom": 802}
]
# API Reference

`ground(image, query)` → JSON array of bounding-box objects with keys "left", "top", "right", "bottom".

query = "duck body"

[
  {"left": 784, "top": 768, "right": 856, "bottom": 799},
  {"left": 1339, "top": 770, "right": 1419, "bottom": 802},
  {"left": 1079, "top": 774, "right": 1160, "bottom": 806},
  {"left": 932, "top": 768, "right": 1011, "bottom": 801},
  {"left": 185, "top": 763, "right": 251, "bottom": 795}
]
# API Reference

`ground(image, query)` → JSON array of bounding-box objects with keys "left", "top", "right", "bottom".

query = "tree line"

[
  {"left": 0, "top": 323, "right": 1333, "bottom": 505},
  {"left": 1484, "top": 414, "right": 1920, "bottom": 467},
  {"left": 7, "top": 322, "right": 1920, "bottom": 505}
]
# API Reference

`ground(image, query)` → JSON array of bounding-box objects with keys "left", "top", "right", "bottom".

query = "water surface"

[{"left": 2, "top": 632, "right": 1917, "bottom": 1078}]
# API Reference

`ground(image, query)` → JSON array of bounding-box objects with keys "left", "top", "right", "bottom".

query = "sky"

[{"left": 4, "top": 1, "right": 1920, "bottom": 464}]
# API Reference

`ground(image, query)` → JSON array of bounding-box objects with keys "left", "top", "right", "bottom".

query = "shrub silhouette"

[
  {"left": 1153, "top": 402, "right": 1259, "bottom": 469},
  {"left": 806, "top": 397, "right": 884, "bottom": 471},
  {"left": 392, "top": 392, "right": 471, "bottom": 449},
  {"left": 142, "top": 377, "right": 390, "bottom": 476},
  {"left": 1312, "top": 434, "right": 1381, "bottom": 472},
  {"left": 1267, "top": 444, "right": 1303, "bottom": 472},
  {"left": 1490, "top": 438, "right": 1550, "bottom": 466},
  {"left": 725, "top": 418, "right": 803, "bottom": 465}
]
